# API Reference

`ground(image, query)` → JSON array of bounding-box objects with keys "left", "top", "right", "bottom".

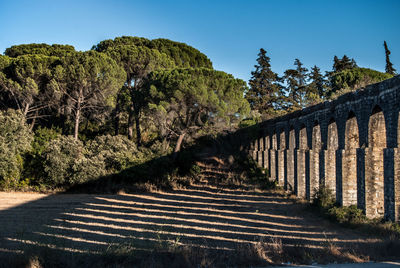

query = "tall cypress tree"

[
  {"left": 384, "top": 41, "right": 396, "bottom": 75},
  {"left": 246, "top": 48, "right": 283, "bottom": 117}
]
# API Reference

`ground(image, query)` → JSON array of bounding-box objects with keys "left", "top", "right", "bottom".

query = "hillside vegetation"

[{"left": 0, "top": 38, "right": 396, "bottom": 191}]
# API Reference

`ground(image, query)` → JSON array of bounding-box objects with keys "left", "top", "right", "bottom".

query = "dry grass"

[{"left": 0, "top": 161, "right": 399, "bottom": 267}]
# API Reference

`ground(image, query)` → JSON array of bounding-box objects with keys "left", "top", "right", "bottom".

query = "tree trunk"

[
  {"left": 23, "top": 102, "right": 30, "bottom": 117},
  {"left": 29, "top": 111, "right": 37, "bottom": 131},
  {"left": 74, "top": 91, "right": 82, "bottom": 141},
  {"left": 74, "top": 108, "right": 81, "bottom": 141},
  {"left": 172, "top": 133, "right": 186, "bottom": 160},
  {"left": 113, "top": 93, "right": 121, "bottom": 136},
  {"left": 174, "top": 133, "right": 186, "bottom": 152},
  {"left": 134, "top": 112, "right": 141, "bottom": 147},
  {"left": 114, "top": 107, "right": 120, "bottom": 136},
  {"left": 127, "top": 105, "right": 134, "bottom": 140}
]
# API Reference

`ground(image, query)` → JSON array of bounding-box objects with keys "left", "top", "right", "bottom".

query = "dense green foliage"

[
  {"left": 247, "top": 49, "right": 396, "bottom": 118},
  {"left": 41, "top": 135, "right": 143, "bottom": 187},
  {"left": 246, "top": 49, "right": 284, "bottom": 118},
  {"left": 93, "top": 36, "right": 213, "bottom": 69},
  {"left": 0, "top": 36, "right": 249, "bottom": 191},
  {"left": 5, "top": 43, "right": 76, "bottom": 58},
  {"left": 327, "top": 67, "right": 394, "bottom": 98},
  {"left": 0, "top": 110, "right": 33, "bottom": 189},
  {"left": 283, "top": 58, "right": 309, "bottom": 110},
  {"left": 0, "top": 37, "right": 396, "bottom": 191},
  {"left": 54, "top": 50, "right": 126, "bottom": 140},
  {"left": 147, "top": 68, "right": 250, "bottom": 152}
]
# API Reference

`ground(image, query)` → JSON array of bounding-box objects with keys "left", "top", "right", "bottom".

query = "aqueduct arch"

[
  {"left": 364, "top": 106, "right": 386, "bottom": 218},
  {"left": 325, "top": 119, "right": 338, "bottom": 197},
  {"left": 342, "top": 112, "right": 359, "bottom": 206},
  {"left": 297, "top": 124, "right": 308, "bottom": 198},
  {"left": 246, "top": 75, "right": 400, "bottom": 221},
  {"left": 310, "top": 122, "right": 321, "bottom": 199}
]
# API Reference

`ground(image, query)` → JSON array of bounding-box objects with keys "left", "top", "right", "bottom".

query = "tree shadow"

[{"left": 1, "top": 126, "right": 400, "bottom": 266}]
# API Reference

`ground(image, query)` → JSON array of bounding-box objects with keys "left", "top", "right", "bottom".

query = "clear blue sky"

[{"left": 1, "top": 0, "right": 399, "bottom": 82}]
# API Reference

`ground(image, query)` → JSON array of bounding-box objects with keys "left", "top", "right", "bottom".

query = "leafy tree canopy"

[
  {"left": 0, "top": 54, "right": 62, "bottom": 118},
  {"left": 147, "top": 68, "right": 250, "bottom": 152},
  {"left": 54, "top": 50, "right": 126, "bottom": 140},
  {"left": 327, "top": 67, "right": 393, "bottom": 98},
  {"left": 5, "top": 43, "right": 76, "bottom": 58},
  {"left": 94, "top": 40, "right": 176, "bottom": 143},
  {"left": 93, "top": 36, "right": 213, "bottom": 68}
]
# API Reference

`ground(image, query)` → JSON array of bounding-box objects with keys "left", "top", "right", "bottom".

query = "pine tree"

[
  {"left": 384, "top": 41, "right": 396, "bottom": 75},
  {"left": 308, "top": 65, "right": 326, "bottom": 101},
  {"left": 332, "top": 55, "right": 357, "bottom": 72},
  {"left": 284, "top": 58, "right": 308, "bottom": 109},
  {"left": 246, "top": 48, "right": 283, "bottom": 117}
]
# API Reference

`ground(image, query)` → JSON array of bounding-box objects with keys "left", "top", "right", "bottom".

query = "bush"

[
  {"left": 23, "top": 126, "right": 61, "bottom": 186},
  {"left": 328, "top": 205, "right": 367, "bottom": 225},
  {"left": 86, "top": 135, "right": 140, "bottom": 172},
  {"left": 41, "top": 135, "right": 154, "bottom": 188},
  {"left": 31, "top": 126, "right": 61, "bottom": 155},
  {"left": 312, "top": 186, "right": 336, "bottom": 210},
  {"left": 42, "top": 136, "right": 89, "bottom": 186},
  {"left": 0, "top": 109, "right": 33, "bottom": 189},
  {"left": 328, "top": 68, "right": 393, "bottom": 98},
  {"left": 312, "top": 186, "right": 367, "bottom": 226}
]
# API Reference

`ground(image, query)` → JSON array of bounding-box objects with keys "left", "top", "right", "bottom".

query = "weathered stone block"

[
  {"left": 277, "top": 150, "right": 285, "bottom": 187},
  {"left": 269, "top": 149, "right": 277, "bottom": 182},
  {"left": 296, "top": 149, "right": 306, "bottom": 198},
  {"left": 286, "top": 149, "right": 295, "bottom": 192},
  {"left": 309, "top": 149, "right": 320, "bottom": 200},
  {"left": 364, "top": 148, "right": 385, "bottom": 218},
  {"left": 342, "top": 149, "right": 358, "bottom": 207},
  {"left": 324, "top": 149, "right": 336, "bottom": 199}
]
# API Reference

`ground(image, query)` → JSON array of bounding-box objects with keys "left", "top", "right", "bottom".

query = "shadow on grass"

[{"left": 0, "top": 126, "right": 400, "bottom": 267}]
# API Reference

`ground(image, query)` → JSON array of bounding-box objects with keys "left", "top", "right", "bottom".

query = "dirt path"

[{"left": 0, "top": 179, "right": 386, "bottom": 265}]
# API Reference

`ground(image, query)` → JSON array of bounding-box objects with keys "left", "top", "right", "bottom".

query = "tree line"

[
  {"left": 0, "top": 37, "right": 249, "bottom": 147},
  {"left": 0, "top": 37, "right": 249, "bottom": 190},
  {"left": 0, "top": 36, "right": 396, "bottom": 190},
  {"left": 246, "top": 41, "right": 396, "bottom": 119}
]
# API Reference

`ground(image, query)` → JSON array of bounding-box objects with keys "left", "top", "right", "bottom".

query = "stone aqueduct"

[{"left": 245, "top": 75, "right": 400, "bottom": 221}]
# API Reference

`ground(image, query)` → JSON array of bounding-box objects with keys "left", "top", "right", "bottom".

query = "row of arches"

[{"left": 249, "top": 105, "right": 400, "bottom": 221}]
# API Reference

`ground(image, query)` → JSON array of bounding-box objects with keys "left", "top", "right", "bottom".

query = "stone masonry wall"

[{"left": 246, "top": 75, "right": 400, "bottom": 221}]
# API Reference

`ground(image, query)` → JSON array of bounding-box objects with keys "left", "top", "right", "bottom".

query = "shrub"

[
  {"left": 41, "top": 135, "right": 152, "bottom": 188},
  {"left": 42, "top": 136, "right": 86, "bottom": 186},
  {"left": 31, "top": 126, "right": 61, "bottom": 155},
  {"left": 312, "top": 186, "right": 336, "bottom": 210},
  {"left": 86, "top": 135, "right": 140, "bottom": 172},
  {"left": 328, "top": 205, "right": 367, "bottom": 225},
  {"left": 0, "top": 109, "right": 33, "bottom": 189},
  {"left": 23, "top": 126, "right": 61, "bottom": 185}
]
